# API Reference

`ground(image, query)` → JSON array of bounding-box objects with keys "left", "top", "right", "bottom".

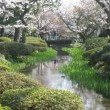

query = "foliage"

[
  {"left": 0, "top": 72, "right": 41, "bottom": 95},
  {"left": 89, "top": 44, "right": 110, "bottom": 79},
  {"left": 0, "top": 42, "right": 35, "bottom": 59},
  {"left": 84, "top": 47, "right": 103, "bottom": 58},
  {"left": 58, "top": 1, "right": 107, "bottom": 41},
  {"left": 61, "top": 48, "right": 110, "bottom": 98},
  {"left": 0, "top": 87, "right": 84, "bottom": 110},
  {"left": 71, "top": 42, "right": 85, "bottom": 48},
  {"left": 0, "top": 54, "right": 11, "bottom": 71},
  {"left": 85, "top": 37, "right": 108, "bottom": 50},
  {"left": 0, "top": 37, "right": 12, "bottom": 43},
  {"left": 26, "top": 36, "right": 47, "bottom": 51},
  {"left": 0, "top": 104, "right": 11, "bottom": 110},
  {"left": 10, "top": 48, "right": 57, "bottom": 72}
]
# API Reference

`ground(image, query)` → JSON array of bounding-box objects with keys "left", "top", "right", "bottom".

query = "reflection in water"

[{"left": 23, "top": 56, "right": 110, "bottom": 110}]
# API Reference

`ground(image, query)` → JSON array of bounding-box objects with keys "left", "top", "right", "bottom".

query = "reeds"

[{"left": 61, "top": 48, "right": 110, "bottom": 98}]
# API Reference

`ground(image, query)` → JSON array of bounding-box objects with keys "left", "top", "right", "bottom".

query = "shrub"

[
  {"left": 0, "top": 37, "right": 12, "bottom": 42},
  {"left": 0, "top": 88, "right": 84, "bottom": 110},
  {"left": 71, "top": 42, "right": 85, "bottom": 48},
  {"left": 0, "top": 54, "right": 11, "bottom": 71},
  {"left": 26, "top": 36, "right": 47, "bottom": 51},
  {"left": 0, "top": 42, "right": 35, "bottom": 59},
  {"left": 0, "top": 72, "right": 41, "bottom": 94},
  {"left": 0, "top": 104, "right": 11, "bottom": 110},
  {"left": 85, "top": 37, "right": 108, "bottom": 50},
  {"left": 84, "top": 47, "right": 103, "bottom": 58},
  {"left": 88, "top": 44, "right": 110, "bottom": 79},
  {"left": 101, "top": 52, "right": 110, "bottom": 65}
]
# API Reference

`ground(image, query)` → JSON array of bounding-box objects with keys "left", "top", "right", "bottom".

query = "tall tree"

[
  {"left": 0, "top": 0, "right": 60, "bottom": 42},
  {"left": 95, "top": 0, "right": 110, "bottom": 36},
  {"left": 58, "top": 0, "right": 107, "bottom": 42}
]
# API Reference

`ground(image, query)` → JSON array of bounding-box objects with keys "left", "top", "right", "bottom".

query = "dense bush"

[
  {"left": 0, "top": 54, "right": 11, "bottom": 71},
  {"left": 88, "top": 44, "right": 110, "bottom": 79},
  {"left": 0, "top": 42, "right": 35, "bottom": 59},
  {"left": 85, "top": 37, "right": 108, "bottom": 50},
  {"left": 0, "top": 72, "right": 41, "bottom": 94},
  {"left": 0, "top": 88, "right": 84, "bottom": 110},
  {"left": 0, "top": 37, "right": 12, "bottom": 42},
  {"left": 71, "top": 42, "right": 85, "bottom": 48},
  {"left": 0, "top": 104, "right": 11, "bottom": 110},
  {"left": 26, "top": 36, "right": 47, "bottom": 51}
]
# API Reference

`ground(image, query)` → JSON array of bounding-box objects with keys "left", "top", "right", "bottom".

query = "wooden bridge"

[{"left": 46, "top": 39, "right": 72, "bottom": 46}]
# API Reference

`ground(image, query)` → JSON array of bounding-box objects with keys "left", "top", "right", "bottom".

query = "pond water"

[{"left": 22, "top": 55, "right": 110, "bottom": 110}]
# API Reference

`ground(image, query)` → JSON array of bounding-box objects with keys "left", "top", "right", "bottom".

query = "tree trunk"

[
  {"left": 107, "top": 12, "right": 110, "bottom": 36},
  {"left": 22, "top": 28, "right": 27, "bottom": 43},
  {"left": 0, "top": 28, "right": 4, "bottom": 37},
  {"left": 14, "top": 27, "right": 20, "bottom": 42}
]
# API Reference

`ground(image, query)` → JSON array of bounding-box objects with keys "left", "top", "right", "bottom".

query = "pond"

[{"left": 22, "top": 53, "right": 110, "bottom": 110}]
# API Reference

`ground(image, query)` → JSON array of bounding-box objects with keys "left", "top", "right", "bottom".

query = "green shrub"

[
  {"left": 71, "top": 42, "right": 85, "bottom": 48},
  {"left": 26, "top": 36, "right": 47, "bottom": 51},
  {"left": 0, "top": 72, "right": 41, "bottom": 94},
  {"left": 84, "top": 47, "right": 103, "bottom": 58},
  {"left": 0, "top": 42, "right": 35, "bottom": 59},
  {"left": 101, "top": 52, "right": 110, "bottom": 65},
  {"left": 0, "top": 37, "right": 11, "bottom": 42},
  {"left": 85, "top": 37, "right": 108, "bottom": 50},
  {"left": 0, "top": 104, "right": 11, "bottom": 110},
  {"left": 0, "top": 88, "right": 84, "bottom": 110},
  {"left": 89, "top": 44, "right": 110, "bottom": 65},
  {"left": 0, "top": 54, "right": 11, "bottom": 71}
]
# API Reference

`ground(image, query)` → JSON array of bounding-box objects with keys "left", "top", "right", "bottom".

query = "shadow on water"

[{"left": 22, "top": 46, "right": 110, "bottom": 110}]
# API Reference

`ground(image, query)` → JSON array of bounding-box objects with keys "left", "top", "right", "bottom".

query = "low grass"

[
  {"left": 10, "top": 48, "right": 57, "bottom": 72},
  {"left": 61, "top": 48, "right": 110, "bottom": 98}
]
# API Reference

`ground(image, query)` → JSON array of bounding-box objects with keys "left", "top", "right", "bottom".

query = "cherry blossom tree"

[
  {"left": 95, "top": 0, "right": 110, "bottom": 36},
  {"left": 58, "top": 0, "right": 107, "bottom": 42},
  {"left": 0, "top": 0, "right": 60, "bottom": 41}
]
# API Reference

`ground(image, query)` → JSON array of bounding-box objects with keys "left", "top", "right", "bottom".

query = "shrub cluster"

[
  {"left": 26, "top": 36, "right": 47, "bottom": 51},
  {"left": 0, "top": 42, "right": 35, "bottom": 59},
  {"left": 89, "top": 44, "right": 110, "bottom": 79},
  {"left": 0, "top": 37, "right": 12, "bottom": 42},
  {"left": 0, "top": 87, "right": 84, "bottom": 110},
  {"left": 0, "top": 72, "right": 84, "bottom": 110},
  {"left": 0, "top": 72, "right": 41, "bottom": 94},
  {"left": 0, "top": 54, "right": 11, "bottom": 71},
  {"left": 85, "top": 37, "right": 108, "bottom": 50},
  {"left": 0, "top": 104, "right": 11, "bottom": 110}
]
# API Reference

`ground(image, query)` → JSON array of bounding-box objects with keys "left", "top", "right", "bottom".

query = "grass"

[
  {"left": 0, "top": 48, "right": 57, "bottom": 72},
  {"left": 61, "top": 47, "right": 110, "bottom": 98},
  {"left": 10, "top": 48, "right": 57, "bottom": 72}
]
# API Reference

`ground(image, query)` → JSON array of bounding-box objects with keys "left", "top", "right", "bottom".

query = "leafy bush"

[
  {"left": 0, "top": 88, "right": 84, "bottom": 110},
  {"left": 0, "top": 72, "right": 41, "bottom": 94},
  {"left": 71, "top": 42, "right": 85, "bottom": 48},
  {"left": 0, "top": 42, "right": 35, "bottom": 59},
  {"left": 0, "top": 37, "right": 12, "bottom": 42},
  {"left": 84, "top": 47, "right": 103, "bottom": 58},
  {"left": 85, "top": 37, "right": 108, "bottom": 50},
  {"left": 0, "top": 104, "right": 11, "bottom": 110},
  {"left": 0, "top": 54, "right": 11, "bottom": 71},
  {"left": 26, "top": 36, "right": 47, "bottom": 51},
  {"left": 88, "top": 44, "right": 110, "bottom": 79}
]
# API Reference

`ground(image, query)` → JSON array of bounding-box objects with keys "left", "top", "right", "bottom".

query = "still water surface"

[{"left": 22, "top": 55, "right": 110, "bottom": 110}]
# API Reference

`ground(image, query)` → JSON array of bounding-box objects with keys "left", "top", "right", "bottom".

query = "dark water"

[{"left": 22, "top": 55, "right": 110, "bottom": 110}]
